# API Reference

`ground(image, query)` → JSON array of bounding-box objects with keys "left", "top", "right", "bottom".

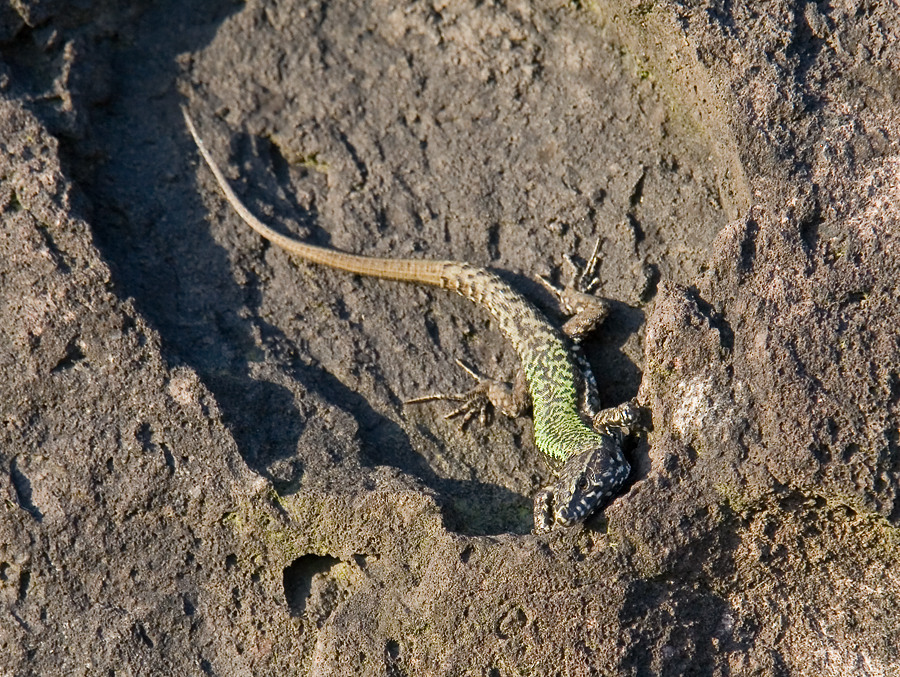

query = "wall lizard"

[{"left": 183, "top": 108, "right": 641, "bottom": 533}]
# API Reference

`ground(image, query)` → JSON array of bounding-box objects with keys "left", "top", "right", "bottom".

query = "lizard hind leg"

[
  {"left": 405, "top": 359, "right": 529, "bottom": 429},
  {"left": 538, "top": 237, "right": 610, "bottom": 343}
]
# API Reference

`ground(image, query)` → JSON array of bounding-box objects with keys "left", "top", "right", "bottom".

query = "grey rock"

[{"left": 1, "top": 0, "right": 898, "bottom": 674}]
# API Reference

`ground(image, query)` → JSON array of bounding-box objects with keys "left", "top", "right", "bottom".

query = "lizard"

[{"left": 182, "top": 108, "right": 641, "bottom": 533}]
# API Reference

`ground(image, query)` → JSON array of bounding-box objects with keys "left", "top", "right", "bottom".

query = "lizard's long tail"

[{"left": 183, "top": 108, "right": 450, "bottom": 287}]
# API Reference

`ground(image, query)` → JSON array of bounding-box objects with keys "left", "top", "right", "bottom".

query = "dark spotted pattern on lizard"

[{"left": 183, "top": 108, "right": 640, "bottom": 533}]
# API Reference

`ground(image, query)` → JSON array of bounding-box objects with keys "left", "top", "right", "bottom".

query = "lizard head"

[{"left": 533, "top": 440, "right": 630, "bottom": 533}]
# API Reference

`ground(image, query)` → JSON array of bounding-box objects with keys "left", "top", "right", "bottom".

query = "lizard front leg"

[{"left": 405, "top": 359, "right": 529, "bottom": 428}]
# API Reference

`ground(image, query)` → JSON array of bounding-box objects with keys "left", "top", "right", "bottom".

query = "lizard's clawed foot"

[
  {"left": 538, "top": 236, "right": 603, "bottom": 298},
  {"left": 568, "top": 235, "right": 604, "bottom": 296},
  {"left": 538, "top": 238, "right": 610, "bottom": 342},
  {"left": 405, "top": 360, "right": 519, "bottom": 429},
  {"left": 592, "top": 399, "right": 646, "bottom": 435},
  {"left": 532, "top": 487, "right": 555, "bottom": 535}
]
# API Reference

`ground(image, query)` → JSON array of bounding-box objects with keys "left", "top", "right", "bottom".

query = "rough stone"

[{"left": 1, "top": 0, "right": 898, "bottom": 674}]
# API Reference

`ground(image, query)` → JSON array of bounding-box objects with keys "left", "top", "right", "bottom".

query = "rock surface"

[{"left": 1, "top": 0, "right": 898, "bottom": 674}]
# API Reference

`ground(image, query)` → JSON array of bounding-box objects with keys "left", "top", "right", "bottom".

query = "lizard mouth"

[{"left": 554, "top": 494, "right": 598, "bottom": 526}]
